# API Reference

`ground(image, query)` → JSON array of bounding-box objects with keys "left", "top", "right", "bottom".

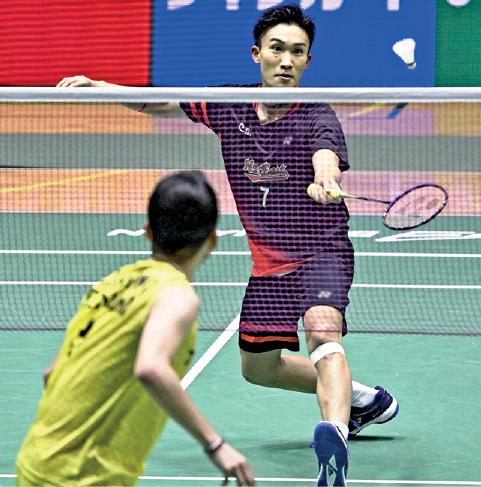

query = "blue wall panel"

[{"left": 152, "top": 0, "right": 436, "bottom": 87}]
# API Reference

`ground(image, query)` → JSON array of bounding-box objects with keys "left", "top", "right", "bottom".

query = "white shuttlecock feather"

[{"left": 393, "top": 38, "right": 416, "bottom": 69}]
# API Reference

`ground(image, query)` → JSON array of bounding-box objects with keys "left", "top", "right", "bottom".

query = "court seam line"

[
  {"left": 2, "top": 250, "right": 481, "bottom": 258},
  {"left": 0, "top": 474, "right": 480, "bottom": 485},
  {"left": 1, "top": 281, "right": 481, "bottom": 290},
  {"left": 0, "top": 169, "right": 129, "bottom": 194}
]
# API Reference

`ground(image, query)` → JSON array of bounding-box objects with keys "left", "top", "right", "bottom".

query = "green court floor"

[{"left": 1, "top": 211, "right": 481, "bottom": 486}]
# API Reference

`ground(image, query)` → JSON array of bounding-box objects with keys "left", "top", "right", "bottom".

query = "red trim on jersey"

[
  {"left": 201, "top": 101, "right": 212, "bottom": 128},
  {"left": 240, "top": 333, "right": 299, "bottom": 344},
  {"left": 247, "top": 235, "right": 306, "bottom": 277},
  {"left": 241, "top": 321, "right": 297, "bottom": 333},
  {"left": 288, "top": 103, "right": 300, "bottom": 114},
  {"left": 190, "top": 102, "right": 202, "bottom": 123}
]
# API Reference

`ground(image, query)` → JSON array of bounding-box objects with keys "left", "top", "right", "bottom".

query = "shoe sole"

[
  {"left": 313, "top": 422, "right": 349, "bottom": 486},
  {"left": 349, "top": 397, "right": 399, "bottom": 437}
]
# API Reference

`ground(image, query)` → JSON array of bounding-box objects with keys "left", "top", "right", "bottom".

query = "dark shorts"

[{"left": 239, "top": 252, "right": 355, "bottom": 353}]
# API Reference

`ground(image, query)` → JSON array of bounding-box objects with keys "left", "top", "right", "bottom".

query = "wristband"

[{"left": 204, "top": 437, "right": 224, "bottom": 455}]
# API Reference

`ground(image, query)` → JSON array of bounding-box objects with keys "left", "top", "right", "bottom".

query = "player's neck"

[
  {"left": 151, "top": 252, "right": 195, "bottom": 280},
  {"left": 258, "top": 102, "right": 292, "bottom": 125}
]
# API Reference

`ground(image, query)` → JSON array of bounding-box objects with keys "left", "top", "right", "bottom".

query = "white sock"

[
  {"left": 330, "top": 420, "right": 349, "bottom": 441},
  {"left": 351, "top": 381, "right": 378, "bottom": 407}
]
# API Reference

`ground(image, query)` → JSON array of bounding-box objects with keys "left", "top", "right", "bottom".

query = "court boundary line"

[
  {"left": 1, "top": 281, "right": 481, "bottom": 290},
  {"left": 180, "top": 315, "right": 239, "bottom": 390},
  {"left": 0, "top": 474, "right": 480, "bottom": 485},
  {"left": 137, "top": 478, "right": 481, "bottom": 486},
  {"left": 3, "top": 250, "right": 481, "bottom": 258}
]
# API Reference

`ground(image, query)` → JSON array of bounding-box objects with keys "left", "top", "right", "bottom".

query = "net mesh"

[{"left": 1, "top": 88, "right": 481, "bottom": 336}]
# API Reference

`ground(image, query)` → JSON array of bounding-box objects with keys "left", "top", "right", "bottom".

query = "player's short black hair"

[
  {"left": 253, "top": 4, "right": 316, "bottom": 52},
  {"left": 148, "top": 171, "right": 218, "bottom": 258}
]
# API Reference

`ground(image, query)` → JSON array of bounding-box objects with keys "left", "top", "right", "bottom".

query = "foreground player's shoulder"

[{"left": 148, "top": 285, "right": 200, "bottom": 335}]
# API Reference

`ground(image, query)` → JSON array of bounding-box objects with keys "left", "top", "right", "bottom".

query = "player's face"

[{"left": 252, "top": 23, "right": 312, "bottom": 88}]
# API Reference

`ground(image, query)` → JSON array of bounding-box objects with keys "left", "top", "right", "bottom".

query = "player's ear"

[
  {"left": 208, "top": 228, "right": 218, "bottom": 250},
  {"left": 144, "top": 221, "right": 153, "bottom": 242},
  {"left": 251, "top": 45, "right": 261, "bottom": 64},
  {"left": 304, "top": 53, "right": 312, "bottom": 71}
]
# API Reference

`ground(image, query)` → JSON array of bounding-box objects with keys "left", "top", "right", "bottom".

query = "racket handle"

[{"left": 307, "top": 184, "right": 349, "bottom": 200}]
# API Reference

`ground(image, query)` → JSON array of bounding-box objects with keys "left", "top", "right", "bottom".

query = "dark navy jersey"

[{"left": 180, "top": 84, "right": 353, "bottom": 276}]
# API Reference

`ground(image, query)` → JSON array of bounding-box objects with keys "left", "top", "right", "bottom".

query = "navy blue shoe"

[
  {"left": 349, "top": 386, "right": 399, "bottom": 438},
  {"left": 313, "top": 421, "right": 349, "bottom": 487}
]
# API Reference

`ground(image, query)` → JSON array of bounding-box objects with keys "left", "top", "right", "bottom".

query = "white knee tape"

[{"left": 310, "top": 342, "right": 345, "bottom": 366}]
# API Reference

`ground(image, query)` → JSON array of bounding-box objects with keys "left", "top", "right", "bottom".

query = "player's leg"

[
  {"left": 304, "top": 305, "right": 352, "bottom": 424},
  {"left": 300, "top": 255, "right": 352, "bottom": 486},
  {"left": 239, "top": 273, "right": 318, "bottom": 392},
  {"left": 238, "top": 262, "right": 398, "bottom": 440},
  {"left": 301, "top": 252, "right": 399, "bottom": 438},
  {"left": 304, "top": 304, "right": 351, "bottom": 486},
  {"left": 241, "top": 347, "right": 317, "bottom": 392}
]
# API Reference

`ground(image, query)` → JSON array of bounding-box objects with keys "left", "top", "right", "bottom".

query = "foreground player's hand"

[
  {"left": 209, "top": 442, "right": 256, "bottom": 486},
  {"left": 56, "top": 75, "right": 99, "bottom": 88},
  {"left": 308, "top": 182, "right": 342, "bottom": 205}
]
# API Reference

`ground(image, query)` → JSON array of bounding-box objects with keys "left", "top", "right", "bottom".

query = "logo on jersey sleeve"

[{"left": 243, "top": 158, "right": 289, "bottom": 182}]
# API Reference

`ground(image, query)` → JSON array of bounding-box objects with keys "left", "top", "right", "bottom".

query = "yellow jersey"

[{"left": 16, "top": 259, "right": 197, "bottom": 486}]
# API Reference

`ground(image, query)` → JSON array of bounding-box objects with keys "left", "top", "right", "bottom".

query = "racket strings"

[{"left": 383, "top": 186, "right": 447, "bottom": 230}]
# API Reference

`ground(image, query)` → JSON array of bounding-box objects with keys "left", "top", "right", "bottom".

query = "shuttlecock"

[{"left": 393, "top": 38, "right": 416, "bottom": 69}]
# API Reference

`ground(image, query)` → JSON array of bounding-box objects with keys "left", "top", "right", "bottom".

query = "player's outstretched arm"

[
  {"left": 56, "top": 75, "right": 182, "bottom": 116},
  {"left": 135, "top": 287, "right": 256, "bottom": 486},
  {"left": 309, "top": 149, "right": 343, "bottom": 205},
  {"left": 56, "top": 75, "right": 119, "bottom": 88}
]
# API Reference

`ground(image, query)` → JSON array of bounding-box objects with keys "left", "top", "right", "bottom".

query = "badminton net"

[{"left": 1, "top": 87, "right": 480, "bottom": 335}]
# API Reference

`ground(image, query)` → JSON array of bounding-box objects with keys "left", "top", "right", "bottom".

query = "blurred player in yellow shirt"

[{"left": 16, "top": 171, "right": 255, "bottom": 487}]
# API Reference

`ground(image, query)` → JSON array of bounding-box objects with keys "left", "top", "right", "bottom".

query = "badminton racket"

[{"left": 307, "top": 183, "right": 448, "bottom": 230}]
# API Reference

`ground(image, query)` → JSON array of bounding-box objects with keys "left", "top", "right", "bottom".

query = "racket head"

[{"left": 382, "top": 184, "right": 448, "bottom": 230}]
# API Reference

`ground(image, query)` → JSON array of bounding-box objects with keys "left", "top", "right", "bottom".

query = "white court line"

[
  {"left": 355, "top": 252, "right": 481, "bottom": 258},
  {"left": 0, "top": 281, "right": 248, "bottom": 286},
  {"left": 1, "top": 281, "right": 481, "bottom": 290},
  {"left": 0, "top": 250, "right": 250, "bottom": 255},
  {"left": 180, "top": 315, "right": 239, "bottom": 390},
  {"left": 0, "top": 474, "right": 478, "bottom": 485},
  {"left": 136, "top": 479, "right": 481, "bottom": 486},
  {"left": 2, "top": 250, "right": 481, "bottom": 258},
  {"left": 353, "top": 284, "right": 481, "bottom": 289}
]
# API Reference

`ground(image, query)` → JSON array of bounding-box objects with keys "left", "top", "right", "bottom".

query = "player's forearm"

[
  {"left": 312, "top": 149, "right": 342, "bottom": 185},
  {"left": 314, "top": 165, "right": 341, "bottom": 185},
  {"left": 91, "top": 81, "right": 146, "bottom": 112},
  {"left": 56, "top": 76, "right": 179, "bottom": 114},
  {"left": 136, "top": 364, "right": 220, "bottom": 448}
]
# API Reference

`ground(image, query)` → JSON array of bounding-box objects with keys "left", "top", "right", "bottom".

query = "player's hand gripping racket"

[{"left": 307, "top": 183, "right": 448, "bottom": 230}]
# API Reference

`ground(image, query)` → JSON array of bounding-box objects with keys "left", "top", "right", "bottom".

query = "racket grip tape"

[{"left": 307, "top": 184, "right": 345, "bottom": 200}]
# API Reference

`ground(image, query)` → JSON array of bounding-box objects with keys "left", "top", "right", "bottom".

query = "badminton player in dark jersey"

[{"left": 57, "top": 4, "right": 399, "bottom": 485}]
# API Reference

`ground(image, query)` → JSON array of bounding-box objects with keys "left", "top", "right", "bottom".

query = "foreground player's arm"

[
  {"left": 308, "top": 149, "right": 342, "bottom": 205},
  {"left": 56, "top": 75, "right": 182, "bottom": 116},
  {"left": 135, "top": 287, "right": 255, "bottom": 486}
]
